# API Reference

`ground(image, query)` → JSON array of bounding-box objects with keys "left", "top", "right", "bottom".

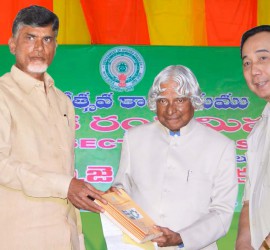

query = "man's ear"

[{"left": 8, "top": 37, "right": 16, "bottom": 55}]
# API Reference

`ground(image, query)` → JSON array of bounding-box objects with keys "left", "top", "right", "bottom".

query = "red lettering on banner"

[
  {"left": 75, "top": 115, "right": 81, "bottom": 130},
  {"left": 90, "top": 115, "right": 120, "bottom": 132},
  {"left": 196, "top": 117, "right": 241, "bottom": 132},
  {"left": 85, "top": 166, "right": 114, "bottom": 183},
  {"left": 98, "top": 138, "right": 117, "bottom": 149},
  {"left": 121, "top": 117, "right": 150, "bottom": 130},
  {"left": 237, "top": 167, "right": 247, "bottom": 183},
  {"left": 80, "top": 139, "right": 97, "bottom": 149},
  {"left": 87, "top": 115, "right": 259, "bottom": 133},
  {"left": 76, "top": 138, "right": 123, "bottom": 149},
  {"left": 236, "top": 139, "right": 247, "bottom": 150},
  {"left": 242, "top": 117, "right": 260, "bottom": 133}
]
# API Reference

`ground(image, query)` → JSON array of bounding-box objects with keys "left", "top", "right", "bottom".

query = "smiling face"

[
  {"left": 8, "top": 24, "right": 57, "bottom": 81},
  {"left": 242, "top": 31, "right": 270, "bottom": 101},
  {"left": 156, "top": 81, "right": 194, "bottom": 132}
]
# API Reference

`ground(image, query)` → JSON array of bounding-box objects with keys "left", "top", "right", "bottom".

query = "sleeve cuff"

[{"left": 51, "top": 174, "right": 73, "bottom": 198}]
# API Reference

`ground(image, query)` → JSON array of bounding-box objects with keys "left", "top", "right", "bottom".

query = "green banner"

[{"left": 0, "top": 45, "right": 266, "bottom": 250}]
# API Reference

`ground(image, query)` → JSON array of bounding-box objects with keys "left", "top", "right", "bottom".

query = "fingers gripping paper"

[{"left": 95, "top": 189, "right": 162, "bottom": 247}]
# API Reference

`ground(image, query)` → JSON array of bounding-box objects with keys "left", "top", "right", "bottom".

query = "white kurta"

[
  {"left": 243, "top": 103, "right": 270, "bottom": 249},
  {"left": 113, "top": 118, "right": 238, "bottom": 250}
]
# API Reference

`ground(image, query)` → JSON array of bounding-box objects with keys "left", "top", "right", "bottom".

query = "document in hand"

[{"left": 95, "top": 189, "right": 163, "bottom": 244}]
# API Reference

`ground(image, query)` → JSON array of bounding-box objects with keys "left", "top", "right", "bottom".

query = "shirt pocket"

[{"left": 56, "top": 115, "right": 74, "bottom": 150}]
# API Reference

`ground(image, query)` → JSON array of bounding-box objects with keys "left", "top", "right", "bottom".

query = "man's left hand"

[{"left": 151, "top": 226, "right": 182, "bottom": 247}]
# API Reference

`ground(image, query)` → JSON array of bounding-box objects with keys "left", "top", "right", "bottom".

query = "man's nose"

[
  {"left": 34, "top": 39, "right": 44, "bottom": 51},
  {"left": 166, "top": 102, "right": 177, "bottom": 114},
  {"left": 251, "top": 61, "right": 262, "bottom": 76}
]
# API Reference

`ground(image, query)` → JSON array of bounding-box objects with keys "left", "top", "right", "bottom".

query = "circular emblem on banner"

[{"left": 100, "top": 46, "right": 145, "bottom": 92}]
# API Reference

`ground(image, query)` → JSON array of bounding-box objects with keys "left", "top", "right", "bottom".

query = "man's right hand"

[{"left": 67, "top": 178, "right": 107, "bottom": 213}]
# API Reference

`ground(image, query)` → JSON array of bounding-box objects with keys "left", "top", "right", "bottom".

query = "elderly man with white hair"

[{"left": 111, "top": 65, "right": 238, "bottom": 250}]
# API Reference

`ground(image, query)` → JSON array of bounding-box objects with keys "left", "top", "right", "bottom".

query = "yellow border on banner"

[{"left": 54, "top": 0, "right": 91, "bottom": 44}]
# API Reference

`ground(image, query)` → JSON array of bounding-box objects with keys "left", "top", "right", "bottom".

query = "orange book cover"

[{"left": 95, "top": 189, "right": 163, "bottom": 243}]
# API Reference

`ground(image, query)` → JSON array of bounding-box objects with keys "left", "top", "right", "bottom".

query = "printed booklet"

[{"left": 95, "top": 189, "right": 163, "bottom": 244}]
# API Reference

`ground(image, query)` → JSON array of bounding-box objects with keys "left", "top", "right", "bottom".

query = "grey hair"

[
  {"left": 12, "top": 5, "right": 59, "bottom": 37},
  {"left": 148, "top": 65, "right": 204, "bottom": 112}
]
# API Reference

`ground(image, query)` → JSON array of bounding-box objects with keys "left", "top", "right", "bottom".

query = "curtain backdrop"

[{"left": 0, "top": 0, "right": 269, "bottom": 45}]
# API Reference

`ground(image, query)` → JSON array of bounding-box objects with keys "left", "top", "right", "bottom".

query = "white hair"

[{"left": 148, "top": 65, "right": 204, "bottom": 112}]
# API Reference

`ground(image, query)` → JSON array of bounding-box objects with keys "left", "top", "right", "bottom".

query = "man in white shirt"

[
  {"left": 236, "top": 25, "right": 270, "bottom": 250},
  {"left": 111, "top": 65, "right": 238, "bottom": 250}
]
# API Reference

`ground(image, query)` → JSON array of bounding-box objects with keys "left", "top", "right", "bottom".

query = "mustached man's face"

[{"left": 9, "top": 24, "right": 57, "bottom": 81}]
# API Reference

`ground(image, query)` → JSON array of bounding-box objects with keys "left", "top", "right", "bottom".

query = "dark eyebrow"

[
  {"left": 242, "top": 49, "right": 270, "bottom": 60},
  {"left": 43, "top": 35, "right": 54, "bottom": 39},
  {"left": 26, "top": 33, "right": 36, "bottom": 37},
  {"left": 256, "top": 49, "right": 270, "bottom": 53}
]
